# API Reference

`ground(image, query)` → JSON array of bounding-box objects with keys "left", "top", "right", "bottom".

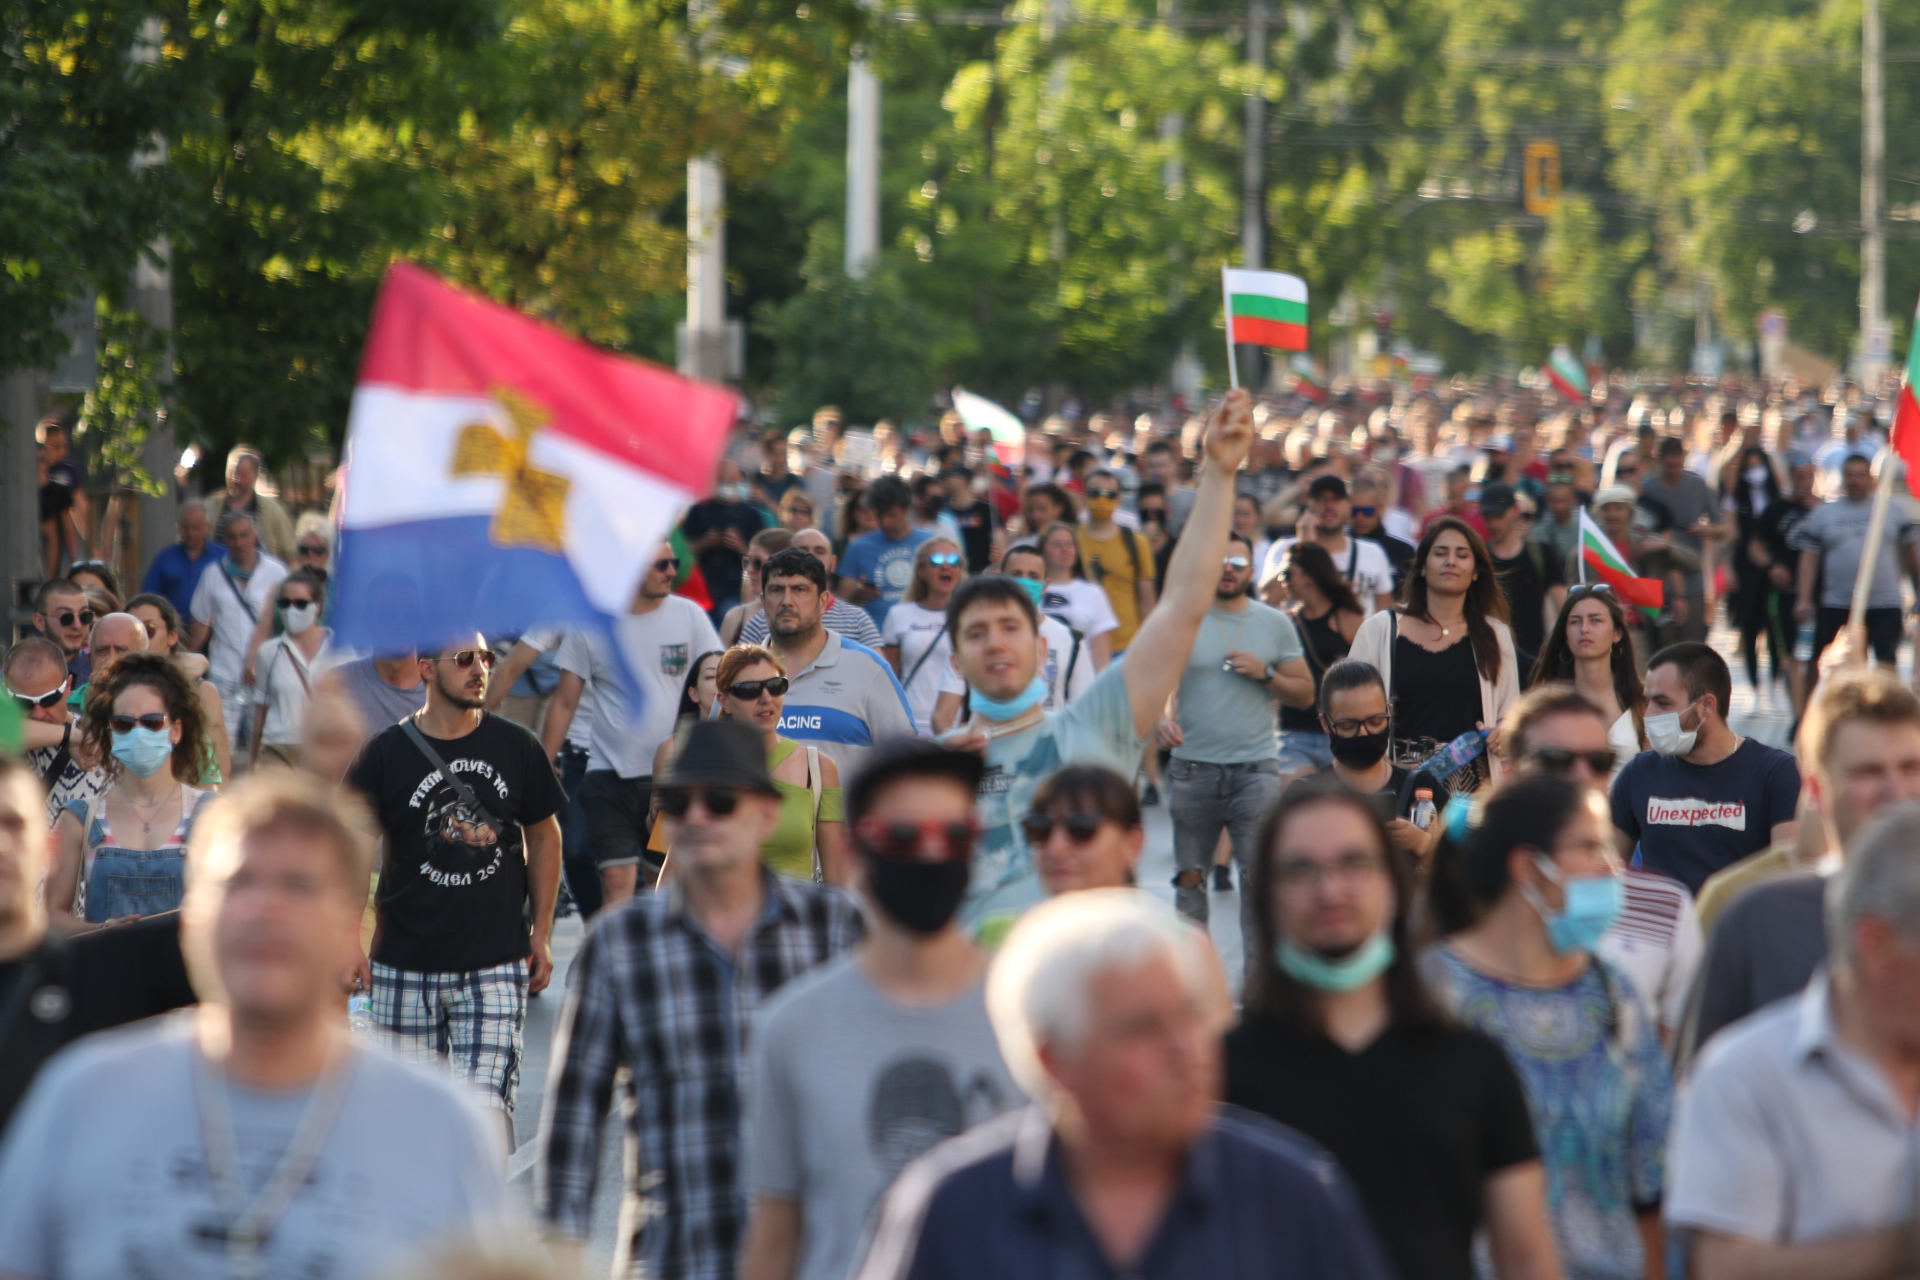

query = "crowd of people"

[{"left": 6, "top": 368, "right": 1920, "bottom": 1280}]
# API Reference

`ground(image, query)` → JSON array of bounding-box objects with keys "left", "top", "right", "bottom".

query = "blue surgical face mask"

[
  {"left": 112, "top": 726, "right": 174, "bottom": 778},
  {"left": 1524, "top": 857, "right": 1624, "bottom": 954},
  {"left": 970, "top": 672, "right": 1048, "bottom": 721},
  {"left": 1011, "top": 576, "right": 1045, "bottom": 607},
  {"left": 1275, "top": 930, "right": 1396, "bottom": 992}
]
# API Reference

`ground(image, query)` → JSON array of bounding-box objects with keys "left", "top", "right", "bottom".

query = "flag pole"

[
  {"left": 1845, "top": 449, "right": 1900, "bottom": 666},
  {"left": 1221, "top": 268, "right": 1240, "bottom": 391}
]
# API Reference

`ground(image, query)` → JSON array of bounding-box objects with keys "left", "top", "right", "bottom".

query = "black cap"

[
  {"left": 658, "top": 720, "right": 779, "bottom": 794},
  {"left": 848, "top": 739, "right": 987, "bottom": 824},
  {"left": 1307, "top": 474, "right": 1348, "bottom": 500},
  {"left": 1478, "top": 482, "right": 1518, "bottom": 516}
]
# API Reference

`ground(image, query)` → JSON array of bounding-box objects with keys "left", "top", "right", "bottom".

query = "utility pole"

[
  {"left": 1236, "top": 0, "right": 1268, "bottom": 389},
  {"left": 1862, "top": 0, "right": 1887, "bottom": 383},
  {"left": 846, "top": 54, "right": 880, "bottom": 279},
  {"left": 130, "top": 15, "right": 177, "bottom": 573},
  {"left": 680, "top": 0, "right": 731, "bottom": 382}
]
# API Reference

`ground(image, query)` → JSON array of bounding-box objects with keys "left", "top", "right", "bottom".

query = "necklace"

[
  {"left": 122, "top": 786, "right": 175, "bottom": 841},
  {"left": 193, "top": 1035, "right": 355, "bottom": 1280}
]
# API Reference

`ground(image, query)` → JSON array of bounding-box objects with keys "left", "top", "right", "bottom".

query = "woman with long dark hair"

[
  {"left": 1530, "top": 584, "right": 1645, "bottom": 780},
  {"left": 1724, "top": 445, "right": 1791, "bottom": 690},
  {"left": 1227, "top": 787, "right": 1557, "bottom": 1280},
  {"left": 1348, "top": 515, "right": 1519, "bottom": 795},
  {"left": 1425, "top": 774, "right": 1672, "bottom": 1280},
  {"left": 1276, "top": 541, "right": 1366, "bottom": 783}
]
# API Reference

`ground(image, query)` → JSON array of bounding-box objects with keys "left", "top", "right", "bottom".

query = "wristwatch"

[{"left": 1262, "top": 662, "right": 1278, "bottom": 682}]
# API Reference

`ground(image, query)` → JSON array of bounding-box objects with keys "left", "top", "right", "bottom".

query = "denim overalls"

[{"left": 67, "top": 786, "right": 207, "bottom": 923}]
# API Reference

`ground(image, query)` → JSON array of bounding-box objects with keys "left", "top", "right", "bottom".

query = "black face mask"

[
  {"left": 865, "top": 858, "right": 971, "bottom": 934},
  {"left": 1328, "top": 725, "right": 1391, "bottom": 769}
]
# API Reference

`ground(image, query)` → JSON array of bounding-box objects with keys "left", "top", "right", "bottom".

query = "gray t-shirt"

[
  {"left": 0, "top": 1018, "right": 506, "bottom": 1280},
  {"left": 745, "top": 957, "right": 1021, "bottom": 1280},
  {"left": 1789, "top": 495, "right": 1920, "bottom": 610},
  {"left": 1171, "top": 601, "right": 1304, "bottom": 764},
  {"left": 1640, "top": 470, "right": 1717, "bottom": 594},
  {"left": 1679, "top": 872, "right": 1828, "bottom": 1072},
  {"left": 557, "top": 598, "right": 722, "bottom": 777},
  {"left": 330, "top": 657, "right": 429, "bottom": 752}
]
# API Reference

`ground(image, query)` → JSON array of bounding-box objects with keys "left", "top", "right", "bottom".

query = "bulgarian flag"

[
  {"left": 1224, "top": 268, "right": 1309, "bottom": 351},
  {"left": 1892, "top": 297, "right": 1920, "bottom": 497},
  {"left": 1545, "top": 344, "right": 1589, "bottom": 402},
  {"left": 1290, "top": 353, "right": 1327, "bottom": 403},
  {"left": 1578, "top": 507, "right": 1664, "bottom": 621}
]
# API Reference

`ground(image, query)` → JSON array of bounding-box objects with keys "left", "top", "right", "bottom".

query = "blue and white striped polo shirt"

[{"left": 778, "top": 631, "right": 918, "bottom": 778}]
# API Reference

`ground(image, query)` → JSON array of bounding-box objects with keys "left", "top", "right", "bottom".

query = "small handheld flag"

[
  {"left": 1544, "top": 345, "right": 1590, "bottom": 403},
  {"left": 1891, "top": 296, "right": 1920, "bottom": 499},
  {"left": 1222, "top": 267, "right": 1309, "bottom": 390},
  {"left": 1577, "top": 507, "right": 1664, "bottom": 621},
  {"left": 952, "top": 387, "right": 1027, "bottom": 468}
]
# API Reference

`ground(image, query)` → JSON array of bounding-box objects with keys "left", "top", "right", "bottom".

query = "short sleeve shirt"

[
  {"left": 1265, "top": 537, "right": 1394, "bottom": 614},
  {"left": 778, "top": 632, "right": 919, "bottom": 780},
  {"left": 1789, "top": 495, "right": 1920, "bottom": 609},
  {"left": 881, "top": 602, "right": 953, "bottom": 735},
  {"left": 1609, "top": 740, "right": 1801, "bottom": 894},
  {"left": 348, "top": 712, "right": 566, "bottom": 972},
  {"left": 1038, "top": 579, "right": 1119, "bottom": 643},
  {"left": 1076, "top": 526, "right": 1157, "bottom": 649},
  {"left": 189, "top": 555, "right": 289, "bottom": 685},
  {"left": 1171, "top": 602, "right": 1304, "bottom": 764},
  {"left": 557, "top": 599, "right": 721, "bottom": 777},
  {"left": 839, "top": 528, "right": 935, "bottom": 627}
]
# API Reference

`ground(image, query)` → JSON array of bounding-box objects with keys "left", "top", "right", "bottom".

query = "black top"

[
  {"left": 1490, "top": 542, "right": 1562, "bottom": 660},
  {"left": 0, "top": 918, "right": 196, "bottom": 1137},
  {"left": 349, "top": 712, "right": 567, "bottom": 972},
  {"left": 1358, "top": 529, "right": 1417, "bottom": 593},
  {"left": 948, "top": 499, "right": 997, "bottom": 573},
  {"left": 682, "top": 498, "right": 769, "bottom": 602},
  {"left": 1283, "top": 762, "right": 1444, "bottom": 822},
  {"left": 1282, "top": 605, "right": 1352, "bottom": 732},
  {"left": 1391, "top": 634, "right": 1484, "bottom": 746},
  {"left": 1225, "top": 1017, "right": 1539, "bottom": 1280}
]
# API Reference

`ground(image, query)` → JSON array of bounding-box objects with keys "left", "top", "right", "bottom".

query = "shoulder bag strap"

[
  {"left": 219, "top": 563, "right": 260, "bottom": 623},
  {"left": 901, "top": 631, "right": 945, "bottom": 693},
  {"left": 806, "top": 745, "right": 825, "bottom": 885},
  {"left": 399, "top": 716, "right": 505, "bottom": 829},
  {"left": 40, "top": 722, "right": 74, "bottom": 791}
]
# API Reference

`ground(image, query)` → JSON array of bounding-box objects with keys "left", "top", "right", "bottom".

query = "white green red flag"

[
  {"left": 1290, "top": 353, "right": 1326, "bottom": 403},
  {"left": 1545, "top": 344, "right": 1589, "bottom": 402},
  {"left": 1577, "top": 507, "right": 1663, "bottom": 621},
  {"left": 1223, "top": 268, "right": 1309, "bottom": 352},
  {"left": 1892, "top": 297, "right": 1920, "bottom": 498}
]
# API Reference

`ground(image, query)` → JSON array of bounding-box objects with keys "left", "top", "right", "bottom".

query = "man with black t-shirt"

[
  {"left": 1482, "top": 482, "right": 1564, "bottom": 668},
  {"left": 348, "top": 634, "right": 565, "bottom": 1126},
  {"left": 1281, "top": 660, "right": 1438, "bottom": 854},
  {"left": 941, "top": 467, "right": 997, "bottom": 573},
  {"left": 1349, "top": 475, "right": 1414, "bottom": 593}
]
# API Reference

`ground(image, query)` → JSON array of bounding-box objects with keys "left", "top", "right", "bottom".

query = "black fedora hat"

[{"left": 658, "top": 720, "right": 779, "bottom": 795}]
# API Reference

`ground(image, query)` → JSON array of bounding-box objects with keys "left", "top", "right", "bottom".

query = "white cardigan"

[{"left": 1348, "top": 609, "right": 1521, "bottom": 782}]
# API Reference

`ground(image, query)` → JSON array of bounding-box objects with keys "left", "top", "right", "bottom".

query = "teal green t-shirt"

[{"left": 1170, "top": 600, "right": 1304, "bottom": 764}]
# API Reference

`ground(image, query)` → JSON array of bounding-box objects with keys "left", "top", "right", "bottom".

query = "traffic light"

[{"left": 1523, "top": 140, "right": 1561, "bottom": 216}]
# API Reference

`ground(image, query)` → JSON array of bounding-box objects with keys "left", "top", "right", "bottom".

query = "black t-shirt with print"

[{"left": 349, "top": 712, "right": 566, "bottom": 973}]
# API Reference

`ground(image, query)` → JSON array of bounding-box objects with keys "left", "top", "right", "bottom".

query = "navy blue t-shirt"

[{"left": 1609, "top": 739, "right": 1800, "bottom": 894}]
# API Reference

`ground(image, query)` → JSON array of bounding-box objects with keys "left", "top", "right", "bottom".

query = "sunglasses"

[
  {"left": 1567, "top": 583, "right": 1614, "bottom": 598},
  {"left": 1351, "top": 505, "right": 1377, "bottom": 517},
  {"left": 6, "top": 679, "right": 68, "bottom": 710},
  {"left": 110, "top": 713, "right": 170, "bottom": 734},
  {"left": 297, "top": 542, "right": 329, "bottom": 557},
  {"left": 53, "top": 609, "right": 95, "bottom": 629},
  {"left": 927, "top": 552, "right": 964, "bottom": 568},
  {"left": 1085, "top": 488, "right": 1120, "bottom": 499},
  {"left": 747, "top": 556, "right": 770, "bottom": 573},
  {"left": 855, "top": 816, "right": 978, "bottom": 864},
  {"left": 1523, "top": 747, "right": 1619, "bottom": 776},
  {"left": 725, "top": 676, "right": 790, "bottom": 700},
  {"left": 432, "top": 649, "right": 497, "bottom": 669},
  {"left": 660, "top": 787, "right": 740, "bottom": 818},
  {"left": 1021, "top": 812, "right": 1104, "bottom": 845},
  {"left": 1223, "top": 556, "right": 1251, "bottom": 570}
]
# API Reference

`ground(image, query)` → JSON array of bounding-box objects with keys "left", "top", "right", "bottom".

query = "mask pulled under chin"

[{"left": 866, "top": 858, "right": 971, "bottom": 933}]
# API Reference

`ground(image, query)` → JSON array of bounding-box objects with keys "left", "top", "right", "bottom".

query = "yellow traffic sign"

[{"left": 1524, "top": 140, "right": 1561, "bottom": 216}]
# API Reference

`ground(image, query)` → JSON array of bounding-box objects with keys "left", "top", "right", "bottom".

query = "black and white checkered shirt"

[{"left": 535, "top": 870, "right": 862, "bottom": 1279}]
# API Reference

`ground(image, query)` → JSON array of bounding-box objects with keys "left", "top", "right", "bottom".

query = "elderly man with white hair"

[
  {"left": 853, "top": 890, "right": 1393, "bottom": 1280},
  {"left": 1668, "top": 798, "right": 1920, "bottom": 1280},
  {"left": 188, "top": 509, "right": 288, "bottom": 746}
]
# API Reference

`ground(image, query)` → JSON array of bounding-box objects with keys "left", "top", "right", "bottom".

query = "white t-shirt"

[
  {"left": 1261, "top": 536, "right": 1395, "bottom": 614},
  {"left": 936, "top": 614, "right": 1094, "bottom": 716},
  {"left": 556, "top": 597, "right": 721, "bottom": 777},
  {"left": 253, "top": 632, "right": 332, "bottom": 746},
  {"left": 189, "top": 554, "right": 289, "bottom": 685},
  {"left": 522, "top": 625, "right": 594, "bottom": 751},
  {"left": 881, "top": 602, "right": 952, "bottom": 734},
  {"left": 1039, "top": 578, "right": 1120, "bottom": 643},
  {"left": 1597, "top": 868, "right": 1704, "bottom": 1035}
]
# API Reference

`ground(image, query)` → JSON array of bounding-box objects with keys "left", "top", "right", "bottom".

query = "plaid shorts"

[{"left": 370, "top": 958, "right": 528, "bottom": 1112}]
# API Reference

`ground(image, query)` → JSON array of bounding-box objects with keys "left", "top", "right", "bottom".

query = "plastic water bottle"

[
  {"left": 1792, "top": 620, "right": 1815, "bottom": 663},
  {"left": 1410, "top": 789, "right": 1436, "bottom": 831},
  {"left": 1427, "top": 729, "right": 1489, "bottom": 782},
  {"left": 347, "top": 994, "right": 373, "bottom": 1036}
]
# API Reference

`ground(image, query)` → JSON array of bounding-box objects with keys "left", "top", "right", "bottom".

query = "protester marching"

[{"left": 16, "top": 249, "right": 1920, "bottom": 1280}]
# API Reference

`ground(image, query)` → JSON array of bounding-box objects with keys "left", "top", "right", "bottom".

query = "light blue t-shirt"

[
  {"left": 839, "top": 527, "right": 934, "bottom": 627},
  {"left": 965, "top": 659, "right": 1142, "bottom": 931},
  {"left": 0, "top": 1017, "right": 508, "bottom": 1280},
  {"left": 1171, "top": 600, "right": 1305, "bottom": 764}
]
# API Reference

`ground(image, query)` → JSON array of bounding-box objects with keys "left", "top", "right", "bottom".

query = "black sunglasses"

[
  {"left": 654, "top": 557, "right": 681, "bottom": 573},
  {"left": 110, "top": 713, "right": 170, "bottom": 734},
  {"left": 725, "top": 677, "right": 790, "bottom": 700},
  {"left": 1021, "top": 812, "right": 1104, "bottom": 845},
  {"left": 6, "top": 679, "right": 68, "bottom": 710},
  {"left": 1085, "top": 488, "right": 1120, "bottom": 499},
  {"left": 1524, "top": 747, "right": 1618, "bottom": 776},
  {"left": 660, "top": 787, "right": 740, "bottom": 818},
  {"left": 53, "top": 609, "right": 95, "bottom": 629},
  {"left": 297, "top": 542, "right": 329, "bottom": 556},
  {"left": 432, "top": 649, "right": 497, "bottom": 670}
]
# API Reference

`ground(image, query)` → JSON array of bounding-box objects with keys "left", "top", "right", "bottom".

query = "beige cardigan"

[{"left": 1348, "top": 608, "right": 1521, "bottom": 782}]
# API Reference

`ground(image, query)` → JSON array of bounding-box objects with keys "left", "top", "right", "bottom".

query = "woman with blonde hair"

[{"left": 881, "top": 533, "right": 967, "bottom": 734}]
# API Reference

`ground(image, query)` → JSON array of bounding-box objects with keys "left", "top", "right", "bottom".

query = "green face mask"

[
  {"left": 1012, "top": 576, "right": 1045, "bottom": 607},
  {"left": 1274, "top": 931, "right": 1396, "bottom": 992}
]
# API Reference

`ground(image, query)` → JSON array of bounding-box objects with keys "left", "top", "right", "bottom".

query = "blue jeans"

[{"left": 556, "top": 746, "right": 602, "bottom": 918}]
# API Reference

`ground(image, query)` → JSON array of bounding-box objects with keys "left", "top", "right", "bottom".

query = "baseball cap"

[
  {"left": 1307, "top": 474, "right": 1349, "bottom": 500},
  {"left": 1478, "top": 482, "right": 1518, "bottom": 517}
]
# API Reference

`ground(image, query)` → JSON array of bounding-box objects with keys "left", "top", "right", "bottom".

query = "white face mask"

[
  {"left": 1645, "top": 698, "right": 1701, "bottom": 756},
  {"left": 1745, "top": 466, "right": 1769, "bottom": 485},
  {"left": 281, "top": 601, "right": 318, "bottom": 636}
]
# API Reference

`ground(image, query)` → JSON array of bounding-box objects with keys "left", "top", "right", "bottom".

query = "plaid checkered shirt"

[{"left": 535, "top": 870, "right": 863, "bottom": 1279}]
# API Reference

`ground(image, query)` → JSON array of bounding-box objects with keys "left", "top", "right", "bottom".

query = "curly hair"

[{"left": 81, "top": 651, "right": 208, "bottom": 784}]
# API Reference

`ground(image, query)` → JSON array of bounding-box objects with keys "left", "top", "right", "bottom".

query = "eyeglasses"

[
  {"left": 297, "top": 542, "right": 329, "bottom": 557},
  {"left": 110, "top": 713, "right": 171, "bottom": 734},
  {"left": 660, "top": 787, "right": 740, "bottom": 818},
  {"left": 724, "top": 676, "right": 790, "bottom": 700},
  {"left": 927, "top": 552, "right": 964, "bottom": 567},
  {"left": 52, "top": 609, "right": 95, "bottom": 629},
  {"left": 1223, "top": 556, "right": 1251, "bottom": 570},
  {"left": 855, "top": 816, "right": 978, "bottom": 864},
  {"left": 432, "top": 649, "right": 497, "bottom": 669},
  {"left": 1325, "top": 713, "right": 1390, "bottom": 737},
  {"left": 1276, "top": 850, "right": 1385, "bottom": 889},
  {"left": 1523, "top": 747, "right": 1618, "bottom": 776},
  {"left": 1085, "top": 488, "right": 1120, "bottom": 499},
  {"left": 654, "top": 557, "right": 681, "bottom": 573},
  {"left": 1021, "top": 812, "right": 1104, "bottom": 845},
  {"left": 1566, "top": 583, "right": 1614, "bottom": 599},
  {"left": 6, "top": 679, "right": 68, "bottom": 710}
]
